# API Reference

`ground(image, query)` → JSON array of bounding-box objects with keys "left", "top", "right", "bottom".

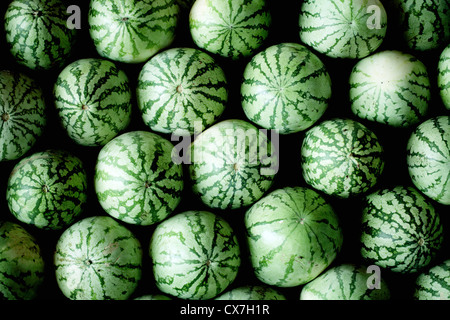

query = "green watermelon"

[
  {"left": 4, "top": 0, "right": 77, "bottom": 70},
  {"left": 438, "top": 44, "right": 450, "bottom": 110},
  {"left": 6, "top": 149, "right": 88, "bottom": 230},
  {"left": 300, "top": 264, "right": 390, "bottom": 300},
  {"left": 215, "top": 285, "right": 286, "bottom": 300},
  {"left": 414, "top": 259, "right": 450, "bottom": 300},
  {"left": 188, "top": 119, "right": 277, "bottom": 210},
  {"left": 150, "top": 210, "right": 241, "bottom": 300},
  {"left": 136, "top": 47, "right": 228, "bottom": 136},
  {"left": 349, "top": 50, "right": 431, "bottom": 128},
  {"left": 298, "top": 0, "right": 388, "bottom": 59},
  {"left": 0, "top": 220, "right": 45, "bottom": 300},
  {"left": 301, "top": 118, "right": 384, "bottom": 198},
  {"left": 189, "top": 0, "right": 271, "bottom": 60},
  {"left": 134, "top": 294, "right": 172, "bottom": 300},
  {"left": 360, "top": 186, "right": 444, "bottom": 274},
  {"left": 54, "top": 215, "right": 143, "bottom": 300},
  {"left": 88, "top": 0, "right": 179, "bottom": 63},
  {"left": 0, "top": 70, "right": 46, "bottom": 162},
  {"left": 406, "top": 116, "right": 450, "bottom": 205},
  {"left": 94, "top": 130, "right": 184, "bottom": 226},
  {"left": 241, "top": 43, "right": 332, "bottom": 135},
  {"left": 244, "top": 186, "right": 343, "bottom": 287},
  {"left": 53, "top": 58, "right": 132, "bottom": 147}
]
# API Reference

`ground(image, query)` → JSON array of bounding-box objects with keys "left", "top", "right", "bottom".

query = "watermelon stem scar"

[{"left": 1, "top": 113, "right": 9, "bottom": 122}]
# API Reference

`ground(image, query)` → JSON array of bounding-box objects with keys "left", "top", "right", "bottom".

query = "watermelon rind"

[
  {"left": 438, "top": 44, "right": 450, "bottom": 110},
  {"left": 215, "top": 285, "right": 286, "bottom": 300},
  {"left": 414, "top": 259, "right": 450, "bottom": 300}
]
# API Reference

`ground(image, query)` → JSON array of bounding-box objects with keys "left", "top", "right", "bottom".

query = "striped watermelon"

[
  {"left": 244, "top": 186, "right": 343, "bottom": 287},
  {"left": 6, "top": 149, "right": 88, "bottom": 230},
  {"left": 414, "top": 259, "right": 450, "bottom": 300},
  {"left": 298, "top": 0, "right": 388, "bottom": 59},
  {"left": 438, "top": 44, "right": 450, "bottom": 110},
  {"left": 349, "top": 50, "right": 431, "bottom": 128},
  {"left": 188, "top": 119, "right": 277, "bottom": 210},
  {"left": 0, "top": 220, "right": 45, "bottom": 300},
  {"left": 241, "top": 43, "right": 332, "bottom": 135},
  {"left": 360, "top": 186, "right": 444, "bottom": 274},
  {"left": 300, "top": 264, "right": 390, "bottom": 300},
  {"left": 301, "top": 118, "right": 384, "bottom": 198},
  {"left": 0, "top": 70, "right": 46, "bottom": 162},
  {"left": 88, "top": 0, "right": 179, "bottom": 63},
  {"left": 406, "top": 116, "right": 450, "bottom": 205},
  {"left": 215, "top": 285, "right": 286, "bottom": 300},
  {"left": 54, "top": 216, "right": 143, "bottom": 300},
  {"left": 150, "top": 210, "right": 241, "bottom": 300},
  {"left": 53, "top": 58, "right": 132, "bottom": 147},
  {"left": 94, "top": 130, "right": 184, "bottom": 226},
  {"left": 4, "top": 0, "right": 77, "bottom": 70},
  {"left": 136, "top": 47, "right": 228, "bottom": 136},
  {"left": 189, "top": 0, "right": 271, "bottom": 60}
]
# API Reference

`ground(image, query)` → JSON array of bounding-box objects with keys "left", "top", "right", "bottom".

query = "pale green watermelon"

[
  {"left": 414, "top": 259, "right": 450, "bottom": 300},
  {"left": 215, "top": 285, "right": 286, "bottom": 300},
  {"left": 438, "top": 44, "right": 450, "bottom": 110}
]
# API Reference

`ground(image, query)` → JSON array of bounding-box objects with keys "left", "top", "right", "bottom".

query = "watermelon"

[
  {"left": 215, "top": 285, "right": 286, "bottom": 300},
  {"left": 189, "top": 0, "right": 271, "bottom": 60},
  {"left": 54, "top": 215, "right": 143, "bottom": 300},
  {"left": 244, "top": 186, "right": 343, "bottom": 287},
  {"left": 6, "top": 149, "right": 88, "bottom": 230},
  {"left": 4, "top": 0, "right": 77, "bottom": 70},
  {"left": 414, "top": 259, "right": 450, "bottom": 300},
  {"left": 136, "top": 47, "right": 228, "bottom": 136},
  {"left": 0, "top": 220, "right": 45, "bottom": 300},
  {"left": 298, "top": 0, "right": 388, "bottom": 59},
  {"left": 438, "top": 44, "right": 450, "bottom": 110},
  {"left": 0, "top": 70, "right": 46, "bottom": 162},
  {"left": 134, "top": 294, "right": 172, "bottom": 300},
  {"left": 360, "top": 186, "right": 444, "bottom": 274},
  {"left": 406, "top": 116, "right": 450, "bottom": 205},
  {"left": 301, "top": 118, "right": 384, "bottom": 198},
  {"left": 188, "top": 119, "right": 277, "bottom": 210},
  {"left": 241, "top": 43, "right": 332, "bottom": 135},
  {"left": 53, "top": 58, "right": 132, "bottom": 147},
  {"left": 349, "top": 50, "right": 431, "bottom": 128},
  {"left": 149, "top": 210, "right": 241, "bottom": 300},
  {"left": 88, "top": 0, "right": 179, "bottom": 63},
  {"left": 94, "top": 130, "right": 184, "bottom": 226}
]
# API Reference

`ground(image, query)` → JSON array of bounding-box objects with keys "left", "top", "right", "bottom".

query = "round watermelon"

[
  {"left": 136, "top": 47, "right": 228, "bottom": 136},
  {"left": 215, "top": 285, "right": 286, "bottom": 300},
  {"left": 0, "top": 220, "right": 45, "bottom": 300},
  {"left": 88, "top": 0, "right": 179, "bottom": 63},
  {"left": 298, "top": 0, "right": 388, "bottom": 59},
  {"left": 54, "top": 215, "right": 143, "bottom": 300},
  {"left": 301, "top": 118, "right": 384, "bottom": 198},
  {"left": 414, "top": 259, "right": 450, "bottom": 300},
  {"left": 94, "top": 130, "right": 184, "bottom": 226},
  {"left": 406, "top": 116, "right": 450, "bottom": 205},
  {"left": 349, "top": 50, "right": 431, "bottom": 128},
  {"left": 360, "top": 186, "right": 444, "bottom": 274},
  {"left": 150, "top": 210, "right": 241, "bottom": 300},
  {"left": 4, "top": 0, "right": 77, "bottom": 70},
  {"left": 53, "top": 58, "right": 132, "bottom": 147},
  {"left": 6, "top": 149, "right": 88, "bottom": 230},
  {"left": 189, "top": 0, "right": 271, "bottom": 60},
  {"left": 244, "top": 186, "right": 343, "bottom": 287},
  {"left": 241, "top": 43, "right": 332, "bottom": 134},
  {"left": 438, "top": 44, "right": 450, "bottom": 110},
  {"left": 0, "top": 70, "right": 46, "bottom": 162}
]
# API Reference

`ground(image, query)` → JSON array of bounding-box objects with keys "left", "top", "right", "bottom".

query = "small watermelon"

[
  {"left": 215, "top": 285, "right": 286, "bottom": 300},
  {"left": 414, "top": 259, "right": 450, "bottom": 300},
  {"left": 438, "top": 44, "right": 450, "bottom": 110}
]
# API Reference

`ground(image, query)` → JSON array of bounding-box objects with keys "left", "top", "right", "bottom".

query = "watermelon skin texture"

[
  {"left": 150, "top": 210, "right": 241, "bottom": 300},
  {"left": 349, "top": 50, "right": 431, "bottom": 128},
  {"left": 407, "top": 116, "right": 450, "bottom": 205},
  {"left": 4, "top": 0, "right": 77, "bottom": 70},
  {"left": 414, "top": 259, "right": 450, "bottom": 300},
  {"left": 0, "top": 70, "right": 46, "bottom": 162},
  {"left": 137, "top": 47, "right": 228, "bottom": 136},
  {"left": 6, "top": 150, "right": 88, "bottom": 230},
  {"left": 88, "top": 0, "right": 179, "bottom": 63},
  {"left": 189, "top": 0, "right": 271, "bottom": 60},
  {"left": 301, "top": 118, "right": 384, "bottom": 198},
  {"left": 215, "top": 285, "right": 286, "bottom": 300},
  {"left": 245, "top": 187, "right": 343, "bottom": 287},
  {"left": 300, "top": 264, "right": 390, "bottom": 300},
  {"left": 438, "top": 44, "right": 450, "bottom": 110},
  {"left": 134, "top": 294, "right": 172, "bottom": 300},
  {"left": 241, "top": 43, "right": 332, "bottom": 135},
  {"left": 54, "top": 216, "right": 143, "bottom": 300},
  {"left": 298, "top": 0, "right": 387, "bottom": 59},
  {"left": 0, "top": 220, "right": 45, "bottom": 300},
  {"left": 53, "top": 58, "right": 132, "bottom": 147},
  {"left": 94, "top": 131, "right": 184, "bottom": 226},
  {"left": 360, "top": 186, "right": 444, "bottom": 274}
]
